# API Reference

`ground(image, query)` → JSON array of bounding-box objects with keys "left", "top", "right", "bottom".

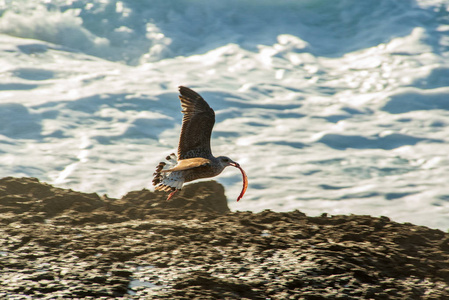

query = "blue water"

[
  {"left": 1, "top": 0, "right": 449, "bottom": 230},
  {"left": 1, "top": 0, "right": 441, "bottom": 64}
]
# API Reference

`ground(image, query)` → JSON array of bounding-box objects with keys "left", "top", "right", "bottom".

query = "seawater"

[{"left": 1, "top": 0, "right": 449, "bottom": 230}]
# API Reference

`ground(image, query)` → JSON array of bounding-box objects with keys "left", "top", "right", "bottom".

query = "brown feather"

[
  {"left": 177, "top": 86, "right": 215, "bottom": 159},
  {"left": 161, "top": 157, "right": 211, "bottom": 172}
]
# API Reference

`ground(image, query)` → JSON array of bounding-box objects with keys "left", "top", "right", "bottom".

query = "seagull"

[{"left": 152, "top": 86, "right": 248, "bottom": 201}]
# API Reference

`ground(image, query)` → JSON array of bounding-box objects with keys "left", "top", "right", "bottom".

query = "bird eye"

[{"left": 223, "top": 158, "right": 229, "bottom": 162}]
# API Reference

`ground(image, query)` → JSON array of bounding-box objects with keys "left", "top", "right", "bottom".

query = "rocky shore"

[{"left": 1, "top": 177, "right": 448, "bottom": 299}]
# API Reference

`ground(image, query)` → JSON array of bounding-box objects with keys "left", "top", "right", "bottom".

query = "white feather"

[{"left": 155, "top": 153, "right": 185, "bottom": 190}]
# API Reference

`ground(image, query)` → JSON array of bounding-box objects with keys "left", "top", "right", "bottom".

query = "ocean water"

[{"left": 1, "top": 0, "right": 449, "bottom": 229}]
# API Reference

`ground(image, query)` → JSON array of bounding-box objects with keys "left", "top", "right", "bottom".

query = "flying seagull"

[{"left": 152, "top": 86, "right": 248, "bottom": 201}]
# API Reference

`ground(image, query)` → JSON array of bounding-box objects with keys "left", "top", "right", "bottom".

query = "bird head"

[{"left": 217, "top": 156, "right": 239, "bottom": 168}]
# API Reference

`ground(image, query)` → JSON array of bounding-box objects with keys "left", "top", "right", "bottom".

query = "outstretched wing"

[{"left": 177, "top": 86, "right": 215, "bottom": 159}]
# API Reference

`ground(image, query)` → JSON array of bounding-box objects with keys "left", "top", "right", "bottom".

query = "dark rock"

[{"left": 0, "top": 177, "right": 448, "bottom": 299}]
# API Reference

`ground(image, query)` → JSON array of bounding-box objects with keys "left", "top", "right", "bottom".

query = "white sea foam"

[{"left": 1, "top": 0, "right": 449, "bottom": 229}]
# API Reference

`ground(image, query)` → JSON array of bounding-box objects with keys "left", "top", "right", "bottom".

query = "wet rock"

[{"left": 0, "top": 177, "right": 448, "bottom": 299}]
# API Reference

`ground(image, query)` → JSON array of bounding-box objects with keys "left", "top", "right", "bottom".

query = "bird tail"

[{"left": 153, "top": 153, "right": 184, "bottom": 192}]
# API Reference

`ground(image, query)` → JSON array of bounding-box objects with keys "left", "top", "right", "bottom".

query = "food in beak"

[{"left": 231, "top": 162, "right": 248, "bottom": 202}]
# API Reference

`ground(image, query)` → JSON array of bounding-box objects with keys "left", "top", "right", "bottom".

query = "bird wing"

[
  {"left": 161, "top": 157, "right": 211, "bottom": 172},
  {"left": 177, "top": 86, "right": 215, "bottom": 159}
]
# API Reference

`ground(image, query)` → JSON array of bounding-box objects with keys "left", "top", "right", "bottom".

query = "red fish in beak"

[{"left": 230, "top": 162, "right": 248, "bottom": 202}]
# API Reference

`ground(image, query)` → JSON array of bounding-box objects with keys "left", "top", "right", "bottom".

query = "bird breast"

[{"left": 183, "top": 164, "right": 225, "bottom": 183}]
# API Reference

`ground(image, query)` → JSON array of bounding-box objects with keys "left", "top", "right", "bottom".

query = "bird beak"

[{"left": 229, "top": 161, "right": 248, "bottom": 202}]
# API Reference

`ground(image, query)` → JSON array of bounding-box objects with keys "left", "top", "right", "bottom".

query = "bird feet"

[{"left": 166, "top": 188, "right": 179, "bottom": 201}]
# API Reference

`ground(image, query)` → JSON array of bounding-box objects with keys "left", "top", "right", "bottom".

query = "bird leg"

[{"left": 166, "top": 188, "right": 179, "bottom": 201}]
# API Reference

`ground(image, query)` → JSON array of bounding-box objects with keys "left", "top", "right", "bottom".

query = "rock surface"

[{"left": 0, "top": 177, "right": 448, "bottom": 299}]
